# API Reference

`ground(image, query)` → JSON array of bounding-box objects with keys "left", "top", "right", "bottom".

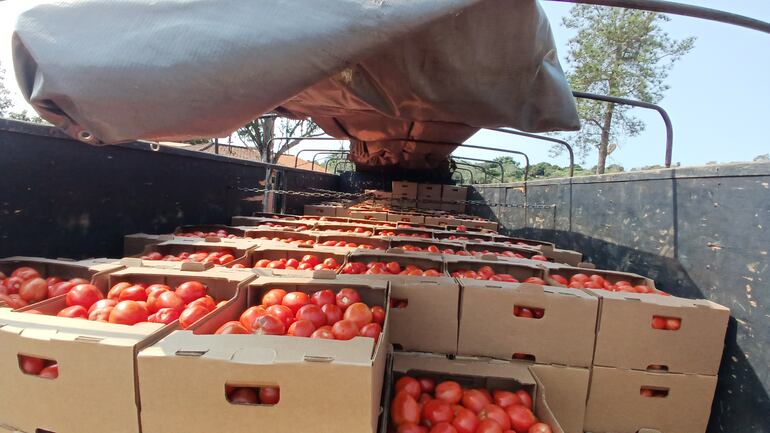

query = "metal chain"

[{"left": 236, "top": 186, "right": 554, "bottom": 209}]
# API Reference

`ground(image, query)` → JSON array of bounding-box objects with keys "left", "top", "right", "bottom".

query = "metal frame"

[
  {"left": 452, "top": 170, "right": 467, "bottom": 185},
  {"left": 309, "top": 151, "right": 350, "bottom": 172},
  {"left": 454, "top": 161, "right": 486, "bottom": 184},
  {"left": 330, "top": 159, "right": 355, "bottom": 175},
  {"left": 255, "top": 137, "right": 347, "bottom": 168},
  {"left": 491, "top": 128, "right": 572, "bottom": 177},
  {"left": 453, "top": 156, "right": 505, "bottom": 183},
  {"left": 454, "top": 167, "right": 474, "bottom": 184},
  {"left": 544, "top": 0, "right": 770, "bottom": 34},
  {"left": 572, "top": 91, "right": 674, "bottom": 167}
]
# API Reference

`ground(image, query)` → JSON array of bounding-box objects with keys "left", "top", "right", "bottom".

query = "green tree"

[
  {"left": 559, "top": 6, "right": 694, "bottom": 174},
  {"left": 0, "top": 62, "right": 13, "bottom": 117},
  {"left": 238, "top": 116, "right": 322, "bottom": 165}
]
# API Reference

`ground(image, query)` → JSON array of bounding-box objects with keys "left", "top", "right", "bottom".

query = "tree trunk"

[{"left": 597, "top": 103, "right": 615, "bottom": 175}]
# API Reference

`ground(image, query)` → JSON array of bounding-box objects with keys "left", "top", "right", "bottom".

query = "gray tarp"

[{"left": 13, "top": 0, "right": 579, "bottom": 169}]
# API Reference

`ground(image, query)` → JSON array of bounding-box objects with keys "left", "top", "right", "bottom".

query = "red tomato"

[
  {"left": 296, "top": 304, "right": 327, "bottom": 328},
  {"left": 514, "top": 390, "right": 533, "bottom": 410},
  {"left": 335, "top": 288, "right": 361, "bottom": 311},
  {"left": 505, "top": 405, "right": 537, "bottom": 433},
  {"left": 250, "top": 313, "right": 286, "bottom": 335},
  {"left": 435, "top": 381, "right": 463, "bottom": 405},
  {"left": 311, "top": 327, "right": 335, "bottom": 339},
  {"left": 19, "top": 355, "right": 45, "bottom": 375},
  {"left": 88, "top": 299, "right": 117, "bottom": 314},
  {"left": 265, "top": 305, "right": 294, "bottom": 328},
  {"left": 528, "top": 423, "right": 552, "bottom": 433},
  {"left": 3, "top": 277, "right": 23, "bottom": 295},
  {"left": 66, "top": 284, "right": 104, "bottom": 309},
  {"left": 319, "top": 303, "right": 343, "bottom": 325},
  {"left": 109, "top": 301, "right": 149, "bottom": 325},
  {"left": 651, "top": 316, "right": 667, "bottom": 330},
  {"left": 666, "top": 318, "right": 681, "bottom": 330},
  {"left": 398, "top": 423, "right": 428, "bottom": 433},
  {"left": 331, "top": 319, "right": 359, "bottom": 340},
  {"left": 301, "top": 255, "right": 320, "bottom": 267},
  {"left": 479, "top": 404, "right": 511, "bottom": 430},
  {"left": 418, "top": 377, "right": 436, "bottom": 394},
  {"left": 187, "top": 295, "right": 217, "bottom": 312},
  {"left": 391, "top": 390, "right": 421, "bottom": 426},
  {"left": 39, "top": 364, "right": 59, "bottom": 379},
  {"left": 107, "top": 282, "right": 133, "bottom": 300},
  {"left": 229, "top": 388, "right": 258, "bottom": 405},
  {"left": 452, "top": 407, "right": 479, "bottom": 433},
  {"left": 549, "top": 275, "right": 568, "bottom": 286},
  {"left": 19, "top": 278, "right": 48, "bottom": 303},
  {"left": 149, "top": 291, "right": 184, "bottom": 313},
  {"left": 239, "top": 305, "right": 267, "bottom": 330},
  {"left": 259, "top": 387, "right": 280, "bottom": 404},
  {"left": 476, "top": 419, "right": 503, "bottom": 433},
  {"left": 311, "top": 289, "right": 336, "bottom": 306},
  {"left": 146, "top": 284, "right": 171, "bottom": 298},
  {"left": 254, "top": 259, "right": 272, "bottom": 268},
  {"left": 215, "top": 321, "right": 250, "bottom": 334},
  {"left": 179, "top": 305, "right": 210, "bottom": 329},
  {"left": 260, "top": 289, "right": 286, "bottom": 307},
  {"left": 12, "top": 267, "right": 41, "bottom": 280},
  {"left": 386, "top": 261, "right": 402, "bottom": 274},
  {"left": 523, "top": 277, "right": 546, "bottom": 286},
  {"left": 428, "top": 423, "right": 457, "bottom": 433},
  {"left": 360, "top": 322, "right": 382, "bottom": 343},
  {"left": 287, "top": 319, "right": 316, "bottom": 337},
  {"left": 371, "top": 306, "right": 386, "bottom": 325},
  {"left": 281, "top": 292, "right": 310, "bottom": 314},
  {"left": 57, "top": 305, "right": 88, "bottom": 319},
  {"left": 462, "top": 389, "right": 492, "bottom": 413},
  {"left": 119, "top": 285, "right": 148, "bottom": 302},
  {"left": 48, "top": 281, "right": 75, "bottom": 298},
  {"left": 423, "top": 399, "right": 454, "bottom": 427},
  {"left": 152, "top": 308, "right": 181, "bottom": 325},
  {"left": 323, "top": 258, "right": 339, "bottom": 269},
  {"left": 396, "top": 376, "right": 422, "bottom": 399},
  {"left": 493, "top": 390, "right": 518, "bottom": 408},
  {"left": 175, "top": 281, "right": 207, "bottom": 304},
  {"left": 343, "top": 302, "right": 373, "bottom": 328},
  {"left": 89, "top": 306, "right": 114, "bottom": 322}
]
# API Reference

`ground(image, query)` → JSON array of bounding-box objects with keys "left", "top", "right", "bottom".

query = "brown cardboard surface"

[
  {"left": 386, "top": 212, "right": 426, "bottom": 224},
  {"left": 465, "top": 242, "right": 553, "bottom": 260},
  {"left": 346, "top": 251, "right": 447, "bottom": 279},
  {"left": 445, "top": 256, "right": 546, "bottom": 281},
  {"left": 138, "top": 275, "right": 389, "bottom": 433},
  {"left": 391, "top": 199, "right": 418, "bottom": 209},
  {"left": 230, "top": 216, "right": 316, "bottom": 230},
  {"left": 392, "top": 181, "right": 418, "bottom": 199},
  {"left": 245, "top": 229, "right": 316, "bottom": 242},
  {"left": 375, "top": 227, "right": 436, "bottom": 239},
  {"left": 441, "top": 185, "right": 468, "bottom": 202},
  {"left": 458, "top": 281, "right": 598, "bottom": 367},
  {"left": 591, "top": 290, "right": 730, "bottom": 375},
  {"left": 585, "top": 367, "right": 717, "bottom": 433},
  {"left": 0, "top": 266, "right": 254, "bottom": 433},
  {"left": 387, "top": 237, "right": 465, "bottom": 255},
  {"left": 537, "top": 245, "right": 584, "bottom": 266},
  {"left": 545, "top": 264, "right": 656, "bottom": 289},
  {"left": 135, "top": 238, "right": 259, "bottom": 268},
  {"left": 387, "top": 352, "right": 586, "bottom": 433},
  {"left": 247, "top": 245, "right": 348, "bottom": 273},
  {"left": 388, "top": 278, "right": 460, "bottom": 354},
  {"left": 435, "top": 231, "right": 496, "bottom": 243},
  {"left": 349, "top": 210, "right": 389, "bottom": 221},
  {"left": 316, "top": 234, "right": 390, "bottom": 251},
  {"left": 417, "top": 183, "right": 442, "bottom": 199},
  {"left": 123, "top": 233, "right": 174, "bottom": 256},
  {"left": 494, "top": 235, "right": 556, "bottom": 248},
  {"left": 173, "top": 224, "right": 250, "bottom": 238},
  {"left": 303, "top": 204, "right": 340, "bottom": 217},
  {"left": 439, "top": 202, "right": 466, "bottom": 213}
]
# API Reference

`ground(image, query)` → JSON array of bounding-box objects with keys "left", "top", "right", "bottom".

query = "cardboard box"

[
  {"left": 440, "top": 202, "right": 466, "bottom": 214},
  {"left": 445, "top": 256, "right": 546, "bottom": 282},
  {"left": 303, "top": 204, "right": 340, "bottom": 217},
  {"left": 391, "top": 199, "right": 418, "bottom": 209},
  {"left": 346, "top": 251, "right": 447, "bottom": 280},
  {"left": 231, "top": 216, "right": 315, "bottom": 231},
  {"left": 435, "top": 231, "right": 496, "bottom": 243},
  {"left": 247, "top": 245, "right": 348, "bottom": 274},
  {"left": 585, "top": 366, "right": 717, "bottom": 433},
  {"left": 384, "top": 352, "right": 590, "bottom": 433},
  {"left": 545, "top": 265, "right": 656, "bottom": 290},
  {"left": 335, "top": 206, "right": 353, "bottom": 217},
  {"left": 493, "top": 235, "right": 556, "bottom": 249},
  {"left": 453, "top": 218, "right": 498, "bottom": 231},
  {"left": 316, "top": 234, "right": 390, "bottom": 251},
  {"left": 174, "top": 224, "right": 250, "bottom": 239},
  {"left": 416, "top": 184, "right": 443, "bottom": 210},
  {"left": 442, "top": 185, "right": 468, "bottom": 201},
  {"left": 135, "top": 238, "right": 259, "bottom": 268},
  {"left": 349, "top": 211, "right": 389, "bottom": 221},
  {"left": 250, "top": 212, "right": 301, "bottom": 220},
  {"left": 466, "top": 242, "right": 552, "bottom": 261},
  {"left": 123, "top": 233, "right": 174, "bottom": 257},
  {"left": 591, "top": 290, "right": 729, "bottom": 375},
  {"left": 458, "top": 281, "right": 598, "bottom": 367},
  {"left": 386, "top": 212, "right": 425, "bottom": 224},
  {"left": 375, "top": 227, "right": 435, "bottom": 239},
  {"left": 536, "top": 245, "right": 584, "bottom": 266},
  {"left": 388, "top": 278, "right": 460, "bottom": 354},
  {"left": 388, "top": 237, "right": 465, "bottom": 256},
  {"left": 0, "top": 266, "right": 254, "bottom": 433},
  {"left": 245, "top": 229, "right": 317, "bottom": 244},
  {"left": 392, "top": 181, "right": 418, "bottom": 199},
  {"left": 138, "top": 275, "right": 389, "bottom": 433}
]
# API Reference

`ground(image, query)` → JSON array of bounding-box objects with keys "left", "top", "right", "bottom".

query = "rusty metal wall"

[{"left": 470, "top": 164, "right": 770, "bottom": 433}]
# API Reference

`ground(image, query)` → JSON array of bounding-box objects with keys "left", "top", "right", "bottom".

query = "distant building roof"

[{"left": 162, "top": 142, "right": 331, "bottom": 172}]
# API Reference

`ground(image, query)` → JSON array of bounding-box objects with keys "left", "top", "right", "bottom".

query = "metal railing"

[{"left": 490, "top": 128, "right": 572, "bottom": 177}]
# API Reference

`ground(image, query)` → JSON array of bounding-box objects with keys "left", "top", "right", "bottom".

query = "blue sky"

[{"left": 1, "top": 0, "right": 769, "bottom": 170}]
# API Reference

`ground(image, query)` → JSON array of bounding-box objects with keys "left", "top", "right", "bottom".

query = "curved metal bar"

[
  {"left": 452, "top": 156, "right": 505, "bottom": 183},
  {"left": 452, "top": 170, "right": 466, "bottom": 185},
  {"left": 309, "top": 151, "right": 350, "bottom": 172},
  {"left": 490, "top": 128, "right": 572, "bottom": 178},
  {"left": 454, "top": 167, "right": 474, "bottom": 184},
  {"left": 332, "top": 161, "right": 355, "bottom": 175},
  {"left": 545, "top": 0, "right": 770, "bottom": 34},
  {"left": 572, "top": 91, "right": 674, "bottom": 167},
  {"left": 454, "top": 161, "right": 485, "bottom": 184},
  {"left": 324, "top": 156, "right": 348, "bottom": 174}
]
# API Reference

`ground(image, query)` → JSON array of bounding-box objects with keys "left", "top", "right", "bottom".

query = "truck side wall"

[{"left": 470, "top": 164, "right": 770, "bottom": 433}]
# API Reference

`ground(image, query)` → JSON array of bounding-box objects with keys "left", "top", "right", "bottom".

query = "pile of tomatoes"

[
  {"left": 449, "top": 266, "right": 545, "bottom": 284},
  {"left": 175, "top": 229, "right": 241, "bottom": 239},
  {"left": 442, "top": 235, "right": 488, "bottom": 243},
  {"left": 394, "top": 245, "right": 465, "bottom": 255},
  {"left": 255, "top": 236, "right": 316, "bottom": 247},
  {"left": 379, "top": 231, "right": 431, "bottom": 238},
  {"left": 548, "top": 272, "right": 669, "bottom": 295},
  {"left": 390, "top": 375, "right": 552, "bottom": 433},
  {"left": 319, "top": 240, "right": 384, "bottom": 250},
  {"left": 141, "top": 249, "right": 237, "bottom": 266},
  {"left": 469, "top": 251, "right": 548, "bottom": 262},
  {"left": 18, "top": 355, "right": 59, "bottom": 379},
  {"left": 342, "top": 261, "right": 443, "bottom": 277},
  {"left": 255, "top": 223, "right": 310, "bottom": 231},
  {"left": 253, "top": 255, "right": 341, "bottom": 272},
  {"left": 213, "top": 287, "right": 385, "bottom": 342},
  {"left": 0, "top": 266, "right": 91, "bottom": 309},
  {"left": 227, "top": 385, "right": 280, "bottom": 405},
  {"left": 651, "top": 315, "right": 682, "bottom": 331},
  {"left": 43, "top": 280, "right": 222, "bottom": 328},
  {"left": 319, "top": 227, "right": 374, "bottom": 236}
]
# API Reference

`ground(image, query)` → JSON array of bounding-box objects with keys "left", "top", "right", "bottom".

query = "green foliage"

[
  {"left": 6, "top": 110, "right": 49, "bottom": 124},
  {"left": 557, "top": 5, "right": 694, "bottom": 174},
  {"left": 238, "top": 116, "right": 321, "bottom": 164},
  {"left": 0, "top": 62, "right": 13, "bottom": 117}
]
